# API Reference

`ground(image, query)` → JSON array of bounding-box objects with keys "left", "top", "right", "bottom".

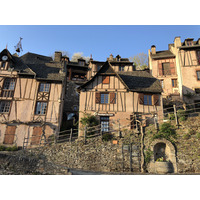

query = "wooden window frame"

[
  {"left": 0, "top": 100, "right": 12, "bottom": 113},
  {"left": 160, "top": 79, "right": 164, "bottom": 89},
  {"left": 144, "top": 94, "right": 153, "bottom": 106},
  {"left": 1, "top": 78, "right": 16, "bottom": 98},
  {"left": 196, "top": 51, "right": 200, "bottom": 65},
  {"left": 119, "top": 66, "right": 125, "bottom": 71},
  {"left": 100, "top": 93, "right": 109, "bottom": 104},
  {"left": 35, "top": 101, "right": 48, "bottom": 115},
  {"left": 196, "top": 70, "right": 200, "bottom": 81},
  {"left": 172, "top": 79, "right": 178, "bottom": 88},
  {"left": 39, "top": 82, "right": 50, "bottom": 93},
  {"left": 100, "top": 116, "right": 109, "bottom": 132},
  {"left": 139, "top": 93, "right": 159, "bottom": 106}
]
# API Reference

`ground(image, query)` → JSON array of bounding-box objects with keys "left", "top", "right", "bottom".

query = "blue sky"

[{"left": 0, "top": 25, "right": 200, "bottom": 61}]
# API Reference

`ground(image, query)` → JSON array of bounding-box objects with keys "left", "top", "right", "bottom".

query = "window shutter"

[
  {"left": 158, "top": 63, "right": 163, "bottom": 76},
  {"left": 138, "top": 93, "right": 144, "bottom": 104},
  {"left": 170, "top": 62, "right": 175, "bottom": 75},
  {"left": 3, "top": 126, "right": 16, "bottom": 144},
  {"left": 95, "top": 92, "right": 101, "bottom": 103},
  {"left": 110, "top": 92, "right": 116, "bottom": 104},
  {"left": 153, "top": 94, "right": 160, "bottom": 106},
  {"left": 102, "top": 76, "right": 110, "bottom": 84},
  {"left": 31, "top": 127, "right": 43, "bottom": 145}
]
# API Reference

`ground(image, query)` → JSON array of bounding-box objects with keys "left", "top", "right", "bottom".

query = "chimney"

[
  {"left": 54, "top": 51, "right": 62, "bottom": 62},
  {"left": 174, "top": 36, "right": 181, "bottom": 47},
  {"left": 151, "top": 45, "right": 156, "bottom": 55},
  {"left": 108, "top": 54, "right": 114, "bottom": 61}
]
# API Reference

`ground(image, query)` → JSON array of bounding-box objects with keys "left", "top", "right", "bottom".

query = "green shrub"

[
  {"left": 152, "top": 122, "right": 176, "bottom": 142},
  {"left": 196, "top": 132, "right": 200, "bottom": 139},
  {"left": 0, "top": 145, "right": 6, "bottom": 151},
  {"left": 102, "top": 133, "right": 113, "bottom": 141},
  {"left": 0, "top": 145, "right": 18, "bottom": 151},
  {"left": 183, "top": 133, "right": 190, "bottom": 140},
  {"left": 168, "top": 113, "right": 175, "bottom": 120},
  {"left": 144, "top": 148, "right": 153, "bottom": 165},
  {"left": 177, "top": 109, "right": 187, "bottom": 121}
]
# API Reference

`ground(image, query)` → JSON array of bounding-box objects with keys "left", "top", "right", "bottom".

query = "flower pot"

[
  {"left": 112, "top": 140, "right": 118, "bottom": 144},
  {"left": 155, "top": 161, "right": 173, "bottom": 174}
]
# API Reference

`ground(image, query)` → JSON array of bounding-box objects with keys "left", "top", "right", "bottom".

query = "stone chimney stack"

[
  {"left": 54, "top": 51, "right": 62, "bottom": 62},
  {"left": 174, "top": 36, "right": 181, "bottom": 47},
  {"left": 108, "top": 54, "right": 114, "bottom": 61},
  {"left": 151, "top": 45, "right": 156, "bottom": 55}
]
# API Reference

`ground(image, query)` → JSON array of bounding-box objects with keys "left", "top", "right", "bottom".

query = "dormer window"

[
  {"left": 78, "top": 60, "right": 85, "bottom": 66},
  {"left": 187, "top": 41, "right": 193, "bottom": 46},
  {"left": 0, "top": 62, "right": 7, "bottom": 70}
]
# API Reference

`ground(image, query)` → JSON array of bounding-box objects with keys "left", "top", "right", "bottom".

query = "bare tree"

[
  {"left": 130, "top": 52, "right": 148, "bottom": 70},
  {"left": 71, "top": 52, "right": 90, "bottom": 63}
]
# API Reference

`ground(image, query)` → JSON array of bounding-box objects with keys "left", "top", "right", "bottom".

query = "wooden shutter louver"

[
  {"left": 138, "top": 93, "right": 144, "bottom": 105},
  {"left": 95, "top": 92, "right": 101, "bottom": 104},
  {"left": 102, "top": 76, "right": 110, "bottom": 84},
  {"left": 110, "top": 93, "right": 116, "bottom": 104},
  {"left": 170, "top": 62, "right": 176, "bottom": 75},
  {"left": 158, "top": 63, "right": 163, "bottom": 76},
  {"left": 153, "top": 94, "right": 160, "bottom": 106},
  {"left": 3, "top": 126, "right": 16, "bottom": 144}
]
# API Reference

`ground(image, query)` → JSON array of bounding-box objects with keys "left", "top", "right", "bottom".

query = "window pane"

[
  {"left": 162, "top": 63, "right": 171, "bottom": 75},
  {"left": 39, "top": 83, "right": 50, "bottom": 92},
  {"left": 197, "top": 71, "right": 200, "bottom": 80},
  {"left": 148, "top": 95, "right": 152, "bottom": 105},
  {"left": 0, "top": 101, "right": 11, "bottom": 113},
  {"left": 100, "top": 93, "right": 109, "bottom": 104},
  {"left": 144, "top": 95, "right": 148, "bottom": 105}
]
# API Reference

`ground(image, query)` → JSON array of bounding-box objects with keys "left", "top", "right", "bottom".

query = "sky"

[{"left": 0, "top": 25, "right": 200, "bottom": 61}]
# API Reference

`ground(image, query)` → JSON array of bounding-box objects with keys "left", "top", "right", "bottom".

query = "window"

[
  {"left": 172, "top": 79, "right": 178, "bottom": 88},
  {"left": 160, "top": 80, "right": 164, "bottom": 88},
  {"left": 102, "top": 76, "right": 110, "bottom": 84},
  {"left": 100, "top": 93, "right": 109, "bottom": 104},
  {"left": 195, "top": 88, "right": 200, "bottom": 94},
  {"left": 0, "top": 101, "right": 11, "bottom": 113},
  {"left": 100, "top": 116, "right": 109, "bottom": 132},
  {"left": 97, "top": 65, "right": 102, "bottom": 71},
  {"left": 1, "top": 78, "right": 16, "bottom": 97},
  {"left": 187, "top": 41, "right": 193, "bottom": 46},
  {"left": 144, "top": 95, "right": 152, "bottom": 105},
  {"left": 79, "top": 61, "right": 85, "bottom": 66},
  {"left": 39, "top": 83, "right": 50, "bottom": 92},
  {"left": 162, "top": 63, "right": 171, "bottom": 75},
  {"left": 35, "top": 102, "right": 47, "bottom": 115},
  {"left": 119, "top": 66, "right": 125, "bottom": 71},
  {"left": 196, "top": 51, "right": 200, "bottom": 65},
  {"left": 1, "top": 62, "right": 6, "bottom": 69},
  {"left": 196, "top": 71, "right": 200, "bottom": 80}
]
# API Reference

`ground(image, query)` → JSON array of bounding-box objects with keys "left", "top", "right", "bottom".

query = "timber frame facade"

[
  {"left": 78, "top": 61, "right": 163, "bottom": 136},
  {"left": 149, "top": 36, "right": 200, "bottom": 105},
  {"left": 0, "top": 49, "right": 66, "bottom": 148}
]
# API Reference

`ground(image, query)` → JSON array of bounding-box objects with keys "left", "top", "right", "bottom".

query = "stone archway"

[{"left": 149, "top": 139, "right": 177, "bottom": 173}]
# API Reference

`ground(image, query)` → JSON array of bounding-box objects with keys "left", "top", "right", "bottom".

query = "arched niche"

[{"left": 149, "top": 138, "right": 177, "bottom": 173}]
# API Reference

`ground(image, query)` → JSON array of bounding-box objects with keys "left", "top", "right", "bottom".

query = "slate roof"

[
  {"left": 151, "top": 50, "right": 175, "bottom": 59},
  {"left": 117, "top": 71, "right": 162, "bottom": 93},
  {"left": 20, "top": 52, "right": 53, "bottom": 64},
  {"left": 0, "top": 49, "right": 64, "bottom": 82},
  {"left": 27, "top": 63, "right": 65, "bottom": 81},
  {"left": 78, "top": 61, "right": 162, "bottom": 93}
]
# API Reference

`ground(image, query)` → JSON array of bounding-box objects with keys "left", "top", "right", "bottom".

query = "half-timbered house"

[
  {"left": 0, "top": 49, "right": 66, "bottom": 148},
  {"left": 77, "top": 61, "right": 163, "bottom": 136},
  {"left": 149, "top": 36, "right": 200, "bottom": 107}
]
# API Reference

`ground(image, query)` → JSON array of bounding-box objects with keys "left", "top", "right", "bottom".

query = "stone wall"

[
  {"left": 144, "top": 116, "right": 200, "bottom": 174},
  {"left": 0, "top": 133, "right": 141, "bottom": 174}
]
